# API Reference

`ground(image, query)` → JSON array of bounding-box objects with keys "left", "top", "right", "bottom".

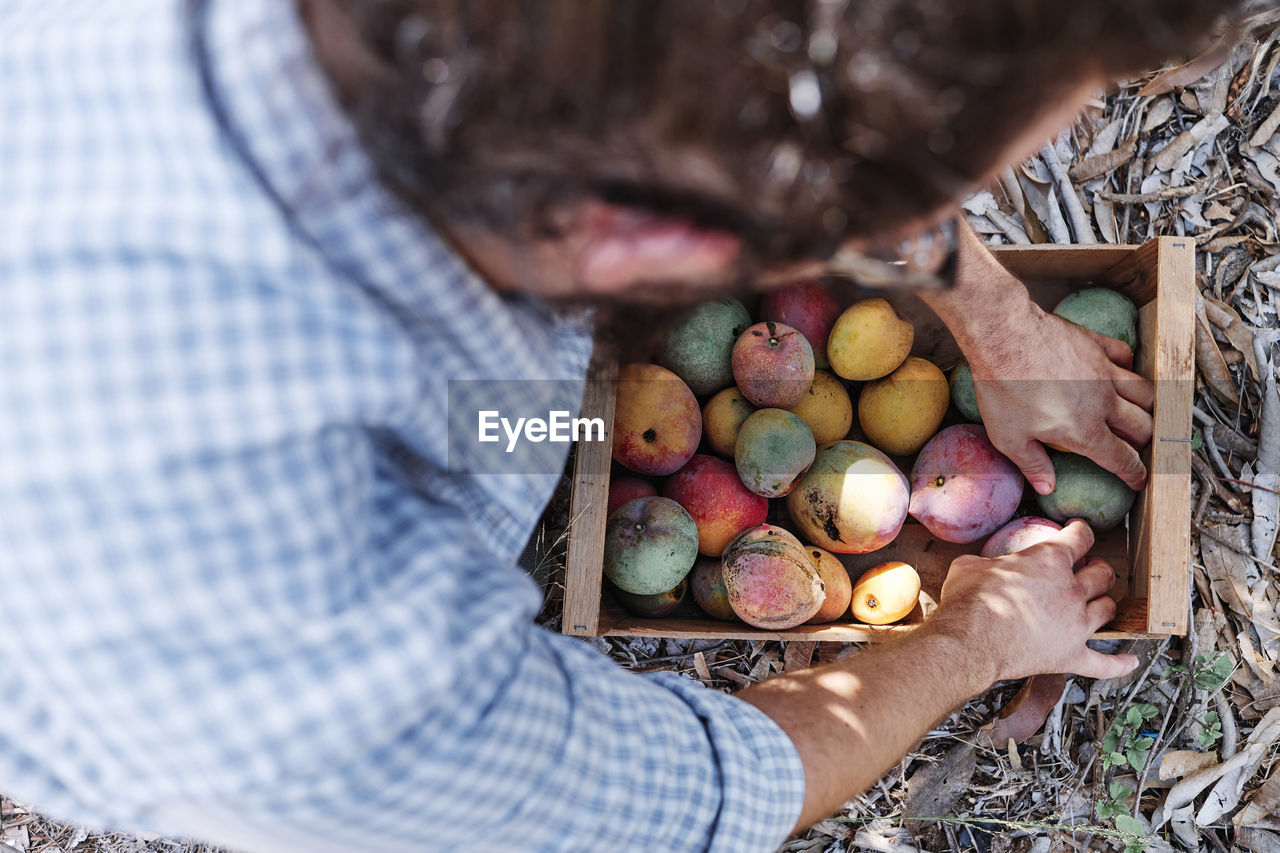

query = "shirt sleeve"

[
  {"left": 0, "top": 415, "right": 804, "bottom": 852},
  {"left": 142, "top": 605, "right": 806, "bottom": 853}
]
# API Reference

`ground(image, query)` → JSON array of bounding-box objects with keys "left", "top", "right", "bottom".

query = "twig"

[
  {"left": 1194, "top": 521, "right": 1277, "bottom": 573},
  {"left": 1096, "top": 182, "right": 1206, "bottom": 203},
  {"left": 1194, "top": 453, "right": 1247, "bottom": 511},
  {"left": 1216, "top": 476, "right": 1280, "bottom": 495},
  {"left": 1204, "top": 426, "right": 1246, "bottom": 492},
  {"left": 1041, "top": 142, "right": 1096, "bottom": 243}
]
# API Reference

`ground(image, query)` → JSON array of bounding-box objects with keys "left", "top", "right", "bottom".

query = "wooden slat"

[
  {"left": 600, "top": 598, "right": 1153, "bottom": 642},
  {"left": 1108, "top": 238, "right": 1195, "bottom": 635},
  {"left": 561, "top": 342, "right": 618, "bottom": 636},
  {"left": 990, "top": 244, "right": 1139, "bottom": 282}
]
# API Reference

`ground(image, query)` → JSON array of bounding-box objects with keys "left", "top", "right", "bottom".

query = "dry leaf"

[
  {"left": 1142, "top": 97, "right": 1177, "bottom": 133},
  {"left": 1236, "top": 765, "right": 1280, "bottom": 827},
  {"left": 1196, "top": 313, "right": 1241, "bottom": 405},
  {"left": 1153, "top": 112, "right": 1230, "bottom": 173},
  {"left": 977, "top": 673, "right": 1067, "bottom": 748},
  {"left": 1198, "top": 706, "right": 1280, "bottom": 825},
  {"left": 1237, "top": 827, "right": 1280, "bottom": 853},
  {"left": 1041, "top": 143, "right": 1095, "bottom": 243},
  {"left": 1199, "top": 522, "right": 1256, "bottom": 620},
  {"left": 1137, "top": 38, "right": 1232, "bottom": 96},
  {"left": 783, "top": 641, "right": 815, "bottom": 673},
  {"left": 1251, "top": 99, "right": 1280, "bottom": 149},
  {"left": 1159, "top": 707, "right": 1280, "bottom": 826},
  {"left": 1000, "top": 167, "right": 1048, "bottom": 243},
  {"left": 1159, "top": 749, "right": 1220, "bottom": 781},
  {"left": 1069, "top": 135, "right": 1138, "bottom": 183},
  {"left": 693, "top": 651, "right": 712, "bottom": 683},
  {"left": 1251, "top": 335, "right": 1280, "bottom": 563},
  {"left": 903, "top": 741, "right": 977, "bottom": 818},
  {"left": 852, "top": 821, "right": 919, "bottom": 853},
  {"left": 1202, "top": 295, "right": 1261, "bottom": 379}
]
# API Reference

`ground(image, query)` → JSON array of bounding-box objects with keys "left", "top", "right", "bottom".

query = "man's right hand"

[{"left": 932, "top": 519, "right": 1140, "bottom": 683}]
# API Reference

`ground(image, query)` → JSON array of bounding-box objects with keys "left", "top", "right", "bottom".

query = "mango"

[
  {"left": 611, "top": 578, "right": 687, "bottom": 618},
  {"left": 722, "top": 524, "right": 825, "bottom": 629},
  {"left": 690, "top": 557, "right": 738, "bottom": 622},
  {"left": 1053, "top": 288, "right": 1138, "bottom": 350},
  {"left": 607, "top": 476, "right": 658, "bottom": 515},
  {"left": 612, "top": 363, "right": 702, "bottom": 476},
  {"left": 980, "top": 516, "right": 1063, "bottom": 559},
  {"left": 908, "top": 424, "right": 1023, "bottom": 543},
  {"left": 734, "top": 408, "right": 816, "bottom": 498},
  {"left": 785, "top": 440, "right": 910, "bottom": 554},
  {"left": 858, "top": 356, "right": 950, "bottom": 456},
  {"left": 805, "top": 546, "right": 853, "bottom": 624},
  {"left": 702, "top": 387, "right": 756, "bottom": 459},
  {"left": 850, "top": 561, "right": 920, "bottom": 625},
  {"left": 1036, "top": 451, "right": 1137, "bottom": 531},
  {"left": 949, "top": 361, "right": 982, "bottom": 423},
  {"left": 759, "top": 280, "right": 841, "bottom": 369},
  {"left": 982, "top": 516, "right": 1085, "bottom": 568},
  {"left": 788, "top": 369, "right": 853, "bottom": 446},
  {"left": 603, "top": 496, "right": 698, "bottom": 595},
  {"left": 663, "top": 454, "right": 769, "bottom": 556},
  {"left": 658, "top": 298, "right": 753, "bottom": 395},
  {"left": 731, "top": 321, "right": 815, "bottom": 409},
  {"left": 827, "top": 298, "right": 913, "bottom": 381}
]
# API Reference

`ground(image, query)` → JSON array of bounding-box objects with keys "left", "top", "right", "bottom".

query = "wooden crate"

[{"left": 562, "top": 237, "right": 1195, "bottom": 642}]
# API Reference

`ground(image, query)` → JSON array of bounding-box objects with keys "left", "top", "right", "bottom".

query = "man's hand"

[
  {"left": 920, "top": 221, "right": 1154, "bottom": 494},
  {"left": 737, "top": 518, "right": 1137, "bottom": 833},
  {"left": 969, "top": 305, "right": 1155, "bottom": 494},
  {"left": 933, "top": 518, "right": 1141, "bottom": 682}
]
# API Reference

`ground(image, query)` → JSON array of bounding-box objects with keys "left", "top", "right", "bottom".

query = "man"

[{"left": 0, "top": 0, "right": 1244, "bottom": 850}]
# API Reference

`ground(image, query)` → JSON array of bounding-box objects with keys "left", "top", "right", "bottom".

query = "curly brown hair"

[{"left": 301, "top": 0, "right": 1253, "bottom": 267}]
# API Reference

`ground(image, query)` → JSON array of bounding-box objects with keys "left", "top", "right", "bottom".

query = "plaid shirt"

[{"left": 0, "top": 1, "right": 805, "bottom": 850}]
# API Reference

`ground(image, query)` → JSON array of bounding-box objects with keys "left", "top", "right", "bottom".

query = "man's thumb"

[{"left": 1005, "top": 440, "right": 1055, "bottom": 495}]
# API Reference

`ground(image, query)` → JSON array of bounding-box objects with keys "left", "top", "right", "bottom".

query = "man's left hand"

[{"left": 968, "top": 305, "right": 1154, "bottom": 495}]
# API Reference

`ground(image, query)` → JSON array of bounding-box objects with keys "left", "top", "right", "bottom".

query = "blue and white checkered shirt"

[{"left": 0, "top": 1, "right": 805, "bottom": 850}]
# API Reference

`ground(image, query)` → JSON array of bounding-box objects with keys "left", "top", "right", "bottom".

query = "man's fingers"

[
  {"left": 1113, "top": 370, "right": 1156, "bottom": 411},
  {"left": 1031, "top": 518, "right": 1096, "bottom": 568},
  {"left": 1071, "top": 649, "right": 1140, "bottom": 681},
  {"left": 1107, "top": 398, "right": 1154, "bottom": 449},
  {"left": 1097, "top": 334, "right": 1134, "bottom": 370},
  {"left": 1004, "top": 440, "right": 1056, "bottom": 495},
  {"left": 1074, "top": 558, "right": 1117, "bottom": 601},
  {"left": 1091, "top": 433, "right": 1148, "bottom": 491},
  {"left": 1085, "top": 592, "right": 1119, "bottom": 630}
]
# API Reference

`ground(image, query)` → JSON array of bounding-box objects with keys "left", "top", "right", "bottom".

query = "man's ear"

[{"left": 576, "top": 202, "right": 742, "bottom": 293}]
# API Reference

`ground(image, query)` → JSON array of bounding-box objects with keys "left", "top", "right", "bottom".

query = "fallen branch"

[{"left": 1096, "top": 182, "right": 1207, "bottom": 204}]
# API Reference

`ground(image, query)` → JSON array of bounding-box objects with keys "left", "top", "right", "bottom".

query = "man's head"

[{"left": 301, "top": 0, "right": 1247, "bottom": 302}]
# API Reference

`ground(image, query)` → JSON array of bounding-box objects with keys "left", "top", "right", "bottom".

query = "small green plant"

[
  {"left": 1091, "top": 653, "right": 1236, "bottom": 852},
  {"left": 1196, "top": 709, "right": 1223, "bottom": 749},
  {"left": 1113, "top": 814, "right": 1149, "bottom": 853},
  {"left": 1165, "top": 651, "right": 1234, "bottom": 693},
  {"left": 1101, "top": 702, "right": 1159, "bottom": 773},
  {"left": 1096, "top": 780, "right": 1133, "bottom": 821},
  {"left": 1097, "top": 703, "right": 1159, "bottom": 852}
]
